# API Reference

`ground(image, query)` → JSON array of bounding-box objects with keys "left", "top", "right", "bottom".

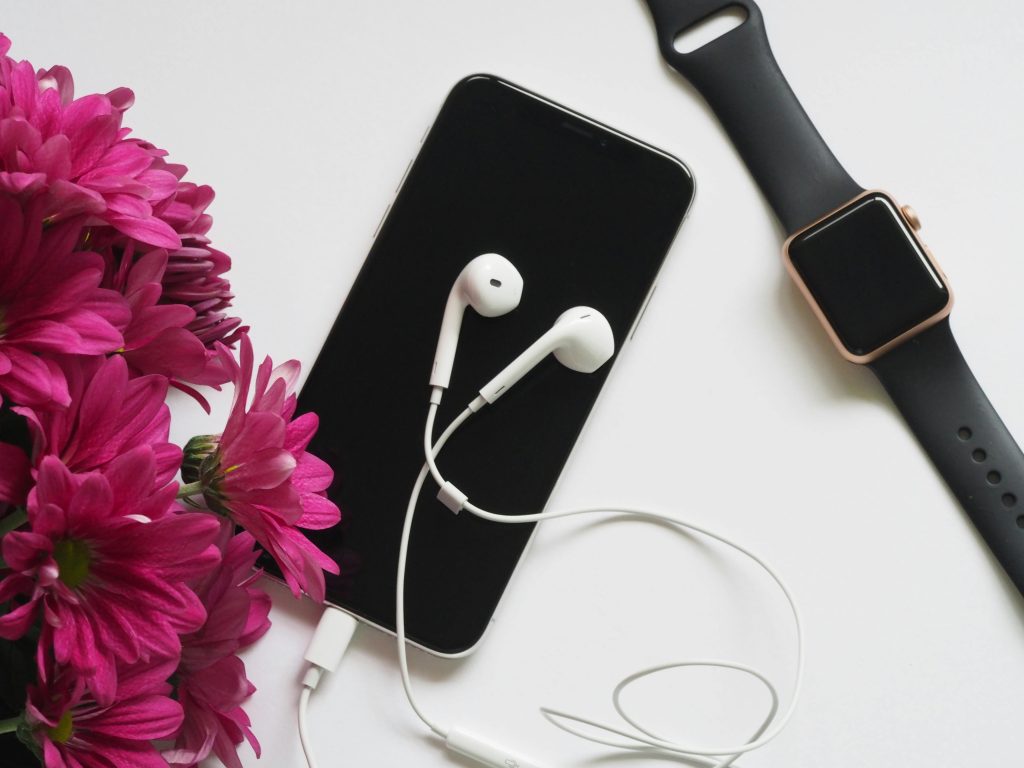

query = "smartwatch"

[{"left": 643, "top": 0, "right": 1024, "bottom": 596}]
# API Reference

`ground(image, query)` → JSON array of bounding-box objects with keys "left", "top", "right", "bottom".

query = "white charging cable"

[
  {"left": 299, "top": 605, "right": 359, "bottom": 768},
  {"left": 391, "top": 392, "right": 804, "bottom": 768}
]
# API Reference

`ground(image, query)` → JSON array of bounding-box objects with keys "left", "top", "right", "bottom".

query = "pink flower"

[
  {"left": 90, "top": 228, "right": 237, "bottom": 411},
  {"left": 101, "top": 243, "right": 206, "bottom": 378},
  {"left": 0, "top": 193, "right": 129, "bottom": 408},
  {"left": 0, "top": 34, "right": 181, "bottom": 248},
  {"left": 182, "top": 334, "right": 340, "bottom": 602},
  {"left": 165, "top": 522, "right": 271, "bottom": 768},
  {"left": 0, "top": 451, "right": 220, "bottom": 705},
  {"left": 149, "top": 167, "right": 245, "bottom": 355},
  {"left": 16, "top": 353, "right": 182, "bottom": 487},
  {"left": 0, "top": 33, "right": 244, "bottom": 403},
  {"left": 26, "top": 657, "right": 183, "bottom": 768},
  {"left": 81, "top": 139, "right": 244, "bottom": 405}
]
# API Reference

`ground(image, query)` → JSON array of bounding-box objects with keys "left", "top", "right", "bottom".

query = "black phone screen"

[{"left": 284, "top": 75, "right": 693, "bottom": 654}]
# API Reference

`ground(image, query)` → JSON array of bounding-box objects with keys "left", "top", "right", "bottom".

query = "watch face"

[{"left": 785, "top": 193, "right": 950, "bottom": 359}]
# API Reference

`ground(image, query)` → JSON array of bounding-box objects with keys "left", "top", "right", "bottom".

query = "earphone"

[
  {"left": 298, "top": 253, "right": 802, "bottom": 768},
  {"left": 475, "top": 306, "right": 615, "bottom": 406},
  {"left": 430, "top": 253, "right": 524, "bottom": 391},
  {"left": 433, "top": 304, "right": 615, "bottom": 514}
]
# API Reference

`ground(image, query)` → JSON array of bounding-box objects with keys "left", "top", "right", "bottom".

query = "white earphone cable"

[
  {"left": 298, "top": 686, "right": 318, "bottom": 768},
  {"left": 396, "top": 397, "right": 804, "bottom": 767},
  {"left": 397, "top": 404, "right": 475, "bottom": 738}
]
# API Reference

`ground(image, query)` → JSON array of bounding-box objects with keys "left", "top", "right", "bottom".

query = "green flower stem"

[
  {"left": 0, "top": 508, "right": 27, "bottom": 538},
  {"left": 176, "top": 481, "right": 205, "bottom": 499},
  {"left": 0, "top": 715, "right": 21, "bottom": 735}
]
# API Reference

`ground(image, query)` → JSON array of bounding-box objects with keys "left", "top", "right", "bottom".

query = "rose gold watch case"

[{"left": 781, "top": 189, "right": 954, "bottom": 365}]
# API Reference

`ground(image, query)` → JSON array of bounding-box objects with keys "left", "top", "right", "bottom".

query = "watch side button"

[{"left": 902, "top": 204, "right": 922, "bottom": 231}]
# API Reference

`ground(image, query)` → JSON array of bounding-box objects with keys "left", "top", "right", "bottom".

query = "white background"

[{"left": 5, "top": 1, "right": 1024, "bottom": 766}]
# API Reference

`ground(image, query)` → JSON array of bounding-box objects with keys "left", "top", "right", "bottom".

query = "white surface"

[{"left": 5, "top": 1, "right": 1024, "bottom": 766}]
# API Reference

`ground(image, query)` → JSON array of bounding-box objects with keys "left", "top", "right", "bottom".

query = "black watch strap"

[
  {"left": 642, "top": 0, "right": 862, "bottom": 233},
  {"left": 642, "top": 0, "right": 1024, "bottom": 596},
  {"left": 869, "top": 320, "right": 1024, "bottom": 593}
]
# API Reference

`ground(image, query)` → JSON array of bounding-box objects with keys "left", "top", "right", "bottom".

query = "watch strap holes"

[
  {"left": 956, "top": 429, "right": 1020, "bottom": 516},
  {"left": 672, "top": 6, "right": 748, "bottom": 55}
]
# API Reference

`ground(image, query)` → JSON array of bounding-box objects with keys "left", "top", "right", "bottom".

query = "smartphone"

[{"left": 283, "top": 75, "right": 694, "bottom": 655}]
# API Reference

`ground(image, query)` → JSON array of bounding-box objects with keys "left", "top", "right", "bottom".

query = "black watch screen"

[{"left": 785, "top": 193, "right": 951, "bottom": 359}]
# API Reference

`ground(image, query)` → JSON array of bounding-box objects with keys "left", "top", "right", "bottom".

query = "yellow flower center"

[
  {"left": 53, "top": 539, "right": 91, "bottom": 589},
  {"left": 48, "top": 710, "right": 73, "bottom": 744}
]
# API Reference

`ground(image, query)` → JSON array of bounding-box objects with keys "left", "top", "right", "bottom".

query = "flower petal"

[
  {"left": 87, "top": 694, "right": 183, "bottom": 739},
  {"left": 223, "top": 448, "right": 296, "bottom": 492},
  {"left": 106, "top": 212, "right": 182, "bottom": 249}
]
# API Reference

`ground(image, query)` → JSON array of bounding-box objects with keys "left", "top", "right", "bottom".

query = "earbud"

[
  {"left": 431, "top": 254, "right": 524, "bottom": 390},
  {"left": 477, "top": 307, "right": 615, "bottom": 404}
]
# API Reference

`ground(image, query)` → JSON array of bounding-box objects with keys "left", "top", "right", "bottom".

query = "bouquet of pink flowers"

[{"left": 0, "top": 34, "right": 340, "bottom": 768}]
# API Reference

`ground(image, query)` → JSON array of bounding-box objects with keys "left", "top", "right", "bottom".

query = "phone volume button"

[
  {"left": 396, "top": 157, "right": 414, "bottom": 194},
  {"left": 372, "top": 203, "right": 391, "bottom": 240},
  {"left": 629, "top": 283, "right": 657, "bottom": 341}
]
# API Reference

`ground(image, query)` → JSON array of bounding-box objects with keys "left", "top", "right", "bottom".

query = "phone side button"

[
  {"left": 372, "top": 203, "right": 391, "bottom": 240},
  {"left": 396, "top": 157, "right": 414, "bottom": 194},
  {"left": 629, "top": 284, "right": 657, "bottom": 341}
]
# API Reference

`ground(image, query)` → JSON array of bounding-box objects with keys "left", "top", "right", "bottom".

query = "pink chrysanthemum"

[
  {"left": 165, "top": 521, "right": 271, "bottom": 768},
  {"left": 89, "top": 226, "right": 238, "bottom": 410},
  {"left": 26, "top": 657, "right": 183, "bottom": 768},
  {"left": 0, "top": 32, "right": 244, "bottom": 404},
  {"left": 16, "top": 352, "right": 182, "bottom": 487},
  {"left": 0, "top": 32, "right": 243, "bottom": 393},
  {"left": 0, "top": 33, "right": 181, "bottom": 248},
  {"left": 182, "top": 334, "right": 340, "bottom": 602},
  {"left": 0, "top": 193, "right": 129, "bottom": 408},
  {"left": 0, "top": 451, "right": 220, "bottom": 705},
  {"left": 99, "top": 243, "right": 207, "bottom": 379},
  {"left": 149, "top": 165, "right": 244, "bottom": 354}
]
